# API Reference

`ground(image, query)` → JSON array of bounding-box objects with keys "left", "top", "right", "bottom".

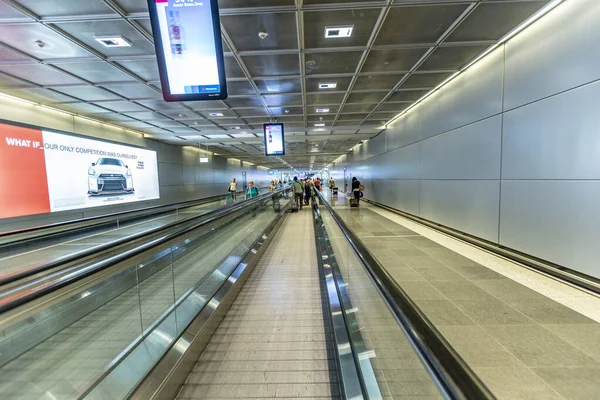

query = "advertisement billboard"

[
  {"left": 147, "top": 0, "right": 227, "bottom": 101},
  {"left": 0, "top": 121, "right": 160, "bottom": 219},
  {"left": 264, "top": 123, "right": 285, "bottom": 156}
]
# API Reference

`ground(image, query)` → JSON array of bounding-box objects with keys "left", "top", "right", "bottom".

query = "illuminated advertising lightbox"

[
  {"left": 264, "top": 123, "right": 285, "bottom": 156},
  {"left": 0, "top": 121, "right": 160, "bottom": 220},
  {"left": 147, "top": 0, "right": 227, "bottom": 101}
]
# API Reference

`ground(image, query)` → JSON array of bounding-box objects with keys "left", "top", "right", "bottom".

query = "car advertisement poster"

[{"left": 0, "top": 121, "right": 160, "bottom": 219}]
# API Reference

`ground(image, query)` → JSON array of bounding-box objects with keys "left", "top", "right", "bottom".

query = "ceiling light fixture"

[
  {"left": 315, "top": 123, "right": 325, "bottom": 127},
  {"left": 319, "top": 83, "right": 337, "bottom": 89},
  {"left": 316, "top": 108, "right": 329, "bottom": 113},
  {"left": 325, "top": 26, "right": 353, "bottom": 39},
  {"left": 209, "top": 112, "right": 224, "bottom": 117},
  {"left": 95, "top": 36, "right": 132, "bottom": 48}
]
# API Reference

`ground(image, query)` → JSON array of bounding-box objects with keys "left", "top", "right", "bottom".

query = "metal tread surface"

[{"left": 175, "top": 211, "right": 341, "bottom": 400}]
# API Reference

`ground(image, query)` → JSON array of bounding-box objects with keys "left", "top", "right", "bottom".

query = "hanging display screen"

[
  {"left": 147, "top": 0, "right": 227, "bottom": 101},
  {"left": 0, "top": 121, "right": 160, "bottom": 220},
  {"left": 264, "top": 123, "right": 285, "bottom": 156}
]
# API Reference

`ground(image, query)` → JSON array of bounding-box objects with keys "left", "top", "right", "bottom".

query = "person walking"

[
  {"left": 305, "top": 179, "right": 314, "bottom": 206},
  {"left": 228, "top": 178, "right": 238, "bottom": 202},
  {"left": 292, "top": 176, "right": 303, "bottom": 210},
  {"left": 351, "top": 177, "right": 362, "bottom": 205},
  {"left": 245, "top": 181, "right": 259, "bottom": 199}
]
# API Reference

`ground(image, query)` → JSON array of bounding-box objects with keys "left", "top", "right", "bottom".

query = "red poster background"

[{"left": 0, "top": 123, "right": 51, "bottom": 219}]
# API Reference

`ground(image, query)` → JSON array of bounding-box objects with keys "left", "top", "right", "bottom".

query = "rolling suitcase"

[
  {"left": 290, "top": 202, "right": 299, "bottom": 213},
  {"left": 349, "top": 198, "right": 359, "bottom": 208}
]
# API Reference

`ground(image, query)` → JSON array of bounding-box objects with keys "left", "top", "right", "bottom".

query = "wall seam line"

[{"left": 497, "top": 43, "right": 506, "bottom": 245}]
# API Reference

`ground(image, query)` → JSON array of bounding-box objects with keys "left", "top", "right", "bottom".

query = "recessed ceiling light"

[
  {"left": 232, "top": 126, "right": 241, "bottom": 129},
  {"left": 316, "top": 108, "right": 329, "bottom": 113},
  {"left": 319, "top": 83, "right": 337, "bottom": 89},
  {"left": 325, "top": 26, "right": 353, "bottom": 39},
  {"left": 95, "top": 36, "right": 132, "bottom": 48},
  {"left": 209, "top": 112, "right": 224, "bottom": 117},
  {"left": 314, "top": 123, "right": 326, "bottom": 127}
]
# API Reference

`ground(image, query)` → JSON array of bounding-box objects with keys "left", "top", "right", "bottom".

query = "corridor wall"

[{"left": 333, "top": 0, "right": 600, "bottom": 279}]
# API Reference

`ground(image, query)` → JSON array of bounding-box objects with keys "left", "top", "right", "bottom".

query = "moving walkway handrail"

[
  {"left": 0, "top": 189, "right": 287, "bottom": 314},
  {"left": 0, "top": 188, "right": 273, "bottom": 286},
  {"left": 0, "top": 190, "right": 242, "bottom": 239},
  {"left": 316, "top": 191, "right": 495, "bottom": 400}
]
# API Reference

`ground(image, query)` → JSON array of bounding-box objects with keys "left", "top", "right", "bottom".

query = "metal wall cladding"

[
  {"left": 182, "top": 165, "right": 196, "bottom": 185},
  {"left": 365, "top": 133, "right": 387, "bottom": 160},
  {"left": 368, "top": 143, "right": 420, "bottom": 180},
  {"left": 420, "top": 180, "right": 500, "bottom": 242},
  {"left": 390, "top": 180, "right": 420, "bottom": 216},
  {"left": 420, "top": 115, "right": 502, "bottom": 180},
  {"left": 500, "top": 181, "right": 600, "bottom": 279},
  {"left": 502, "top": 81, "right": 600, "bottom": 180},
  {"left": 158, "top": 162, "right": 183, "bottom": 186},
  {"left": 418, "top": 47, "right": 504, "bottom": 141},
  {"left": 195, "top": 165, "right": 215, "bottom": 185},
  {"left": 159, "top": 185, "right": 183, "bottom": 204},
  {"left": 386, "top": 108, "right": 420, "bottom": 152},
  {"left": 504, "top": 0, "right": 600, "bottom": 111}
]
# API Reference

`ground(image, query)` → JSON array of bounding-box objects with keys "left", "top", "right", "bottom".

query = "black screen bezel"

[
  {"left": 146, "top": 0, "right": 228, "bottom": 102},
  {"left": 263, "top": 123, "right": 286, "bottom": 156}
]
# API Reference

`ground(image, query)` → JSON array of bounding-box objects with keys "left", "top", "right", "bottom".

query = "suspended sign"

[
  {"left": 147, "top": 0, "right": 227, "bottom": 101},
  {"left": 264, "top": 123, "right": 285, "bottom": 156}
]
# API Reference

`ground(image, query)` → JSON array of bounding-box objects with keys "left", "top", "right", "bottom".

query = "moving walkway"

[
  {"left": 0, "top": 190, "right": 254, "bottom": 289},
  {"left": 0, "top": 188, "right": 492, "bottom": 400}
]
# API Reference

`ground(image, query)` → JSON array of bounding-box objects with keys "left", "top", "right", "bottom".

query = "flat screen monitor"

[
  {"left": 147, "top": 0, "right": 227, "bottom": 101},
  {"left": 264, "top": 123, "right": 285, "bottom": 156}
]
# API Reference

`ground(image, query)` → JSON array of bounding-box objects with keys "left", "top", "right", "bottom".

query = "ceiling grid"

[{"left": 0, "top": 0, "right": 551, "bottom": 169}]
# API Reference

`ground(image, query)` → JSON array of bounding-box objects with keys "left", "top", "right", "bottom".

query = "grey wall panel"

[
  {"left": 500, "top": 180, "right": 600, "bottom": 279},
  {"left": 391, "top": 180, "right": 420, "bottom": 216},
  {"left": 365, "top": 133, "right": 387, "bottom": 160},
  {"left": 420, "top": 116, "right": 502, "bottom": 180},
  {"left": 182, "top": 165, "right": 196, "bottom": 185},
  {"left": 181, "top": 147, "right": 198, "bottom": 166},
  {"left": 158, "top": 162, "right": 183, "bottom": 186},
  {"left": 420, "top": 180, "right": 500, "bottom": 242},
  {"left": 159, "top": 185, "right": 183, "bottom": 204},
  {"left": 502, "top": 81, "right": 600, "bottom": 179},
  {"left": 155, "top": 143, "right": 181, "bottom": 164},
  {"left": 195, "top": 166, "right": 214, "bottom": 185},
  {"left": 370, "top": 144, "right": 420, "bottom": 180},
  {"left": 419, "top": 47, "right": 504, "bottom": 140},
  {"left": 386, "top": 108, "right": 420, "bottom": 151},
  {"left": 504, "top": 0, "right": 600, "bottom": 110}
]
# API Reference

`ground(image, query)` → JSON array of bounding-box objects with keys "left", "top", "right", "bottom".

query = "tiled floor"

[
  {"left": 0, "top": 203, "right": 278, "bottom": 400},
  {"left": 327, "top": 194, "right": 600, "bottom": 400},
  {"left": 177, "top": 210, "right": 340, "bottom": 400}
]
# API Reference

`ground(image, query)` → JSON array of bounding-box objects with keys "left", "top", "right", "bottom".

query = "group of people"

[
  {"left": 227, "top": 178, "right": 285, "bottom": 202},
  {"left": 227, "top": 175, "right": 364, "bottom": 209},
  {"left": 290, "top": 176, "right": 324, "bottom": 210}
]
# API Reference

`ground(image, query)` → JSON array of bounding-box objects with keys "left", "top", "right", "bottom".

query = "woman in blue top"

[{"left": 246, "top": 181, "right": 259, "bottom": 199}]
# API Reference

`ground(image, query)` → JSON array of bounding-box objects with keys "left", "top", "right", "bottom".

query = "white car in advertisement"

[{"left": 87, "top": 157, "right": 134, "bottom": 195}]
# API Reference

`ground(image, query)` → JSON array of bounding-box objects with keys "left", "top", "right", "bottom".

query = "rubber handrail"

[
  {"left": 0, "top": 186, "right": 269, "bottom": 239},
  {"left": 315, "top": 191, "right": 495, "bottom": 400},
  {"left": 0, "top": 190, "right": 287, "bottom": 314}
]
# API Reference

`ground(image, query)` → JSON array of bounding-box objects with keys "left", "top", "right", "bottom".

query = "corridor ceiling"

[{"left": 0, "top": 0, "right": 548, "bottom": 169}]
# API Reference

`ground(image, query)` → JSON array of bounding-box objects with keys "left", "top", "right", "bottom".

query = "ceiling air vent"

[{"left": 325, "top": 26, "right": 353, "bottom": 39}]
